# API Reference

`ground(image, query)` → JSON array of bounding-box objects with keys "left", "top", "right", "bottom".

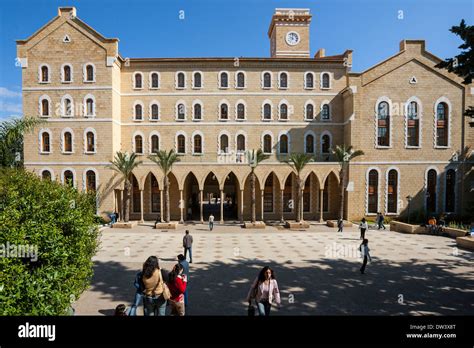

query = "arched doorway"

[
  {"left": 223, "top": 172, "right": 239, "bottom": 220},
  {"left": 143, "top": 172, "right": 161, "bottom": 221},
  {"left": 203, "top": 172, "right": 220, "bottom": 221},
  {"left": 183, "top": 172, "right": 200, "bottom": 221}
]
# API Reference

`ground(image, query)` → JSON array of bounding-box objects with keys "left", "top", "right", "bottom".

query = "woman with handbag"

[
  {"left": 246, "top": 266, "right": 281, "bottom": 316},
  {"left": 141, "top": 256, "right": 168, "bottom": 316},
  {"left": 167, "top": 263, "right": 187, "bottom": 316}
]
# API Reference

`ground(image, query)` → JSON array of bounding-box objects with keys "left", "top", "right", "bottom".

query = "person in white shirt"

[
  {"left": 359, "top": 238, "right": 372, "bottom": 274},
  {"left": 209, "top": 213, "right": 214, "bottom": 231},
  {"left": 359, "top": 218, "right": 368, "bottom": 239}
]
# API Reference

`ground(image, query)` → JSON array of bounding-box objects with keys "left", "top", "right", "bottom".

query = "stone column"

[
  {"left": 160, "top": 190, "right": 164, "bottom": 222},
  {"left": 220, "top": 189, "right": 224, "bottom": 224},
  {"left": 200, "top": 190, "right": 204, "bottom": 223},
  {"left": 261, "top": 190, "right": 265, "bottom": 222},
  {"left": 240, "top": 190, "right": 244, "bottom": 223},
  {"left": 280, "top": 190, "right": 285, "bottom": 223},
  {"left": 140, "top": 189, "right": 144, "bottom": 223},
  {"left": 319, "top": 189, "right": 324, "bottom": 223},
  {"left": 179, "top": 190, "right": 184, "bottom": 224}
]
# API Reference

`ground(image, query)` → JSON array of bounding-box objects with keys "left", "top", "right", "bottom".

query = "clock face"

[{"left": 286, "top": 32, "right": 300, "bottom": 46}]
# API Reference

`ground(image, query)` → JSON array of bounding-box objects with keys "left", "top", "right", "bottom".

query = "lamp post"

[{"left": 406, "top": 195, "right": 413, "bottom": 224}]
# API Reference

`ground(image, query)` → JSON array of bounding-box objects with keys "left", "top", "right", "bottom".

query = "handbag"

[{"left": 159, "top": 270, "right": 171, "bottom": 300}]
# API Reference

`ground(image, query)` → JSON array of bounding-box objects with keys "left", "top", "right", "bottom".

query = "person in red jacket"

[{"left": 167, "top": 263, "right": 187, "bottom": 316}]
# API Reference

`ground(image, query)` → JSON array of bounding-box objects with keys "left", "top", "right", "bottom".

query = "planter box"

[
  {"left": 244, "top": 221, "right": 266, "bottom": 229},
  {"left": 456, "top": 236, "right": 474, "bottom": 251},
  {"left": 112, "top": 221, "right": 138, "bottom": 229},
  {"left": 390, "top": 221, "right": 425, "bottom": 234},
  {"left": 285, "top": 221, "right": 310, "bottom": 229},
  {"left": 155, "top": 222, "right": 178, "bottom": 229},
  {"left": 327, "top": 220, "right": 352, "bottom": 228},
  {"left": 444, "top": 227, "right": 468, "bottom": 239}
]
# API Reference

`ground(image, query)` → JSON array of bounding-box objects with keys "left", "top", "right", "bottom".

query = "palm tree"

[
  {"left": 149, "top": 150, "right": 180, "bottom": 223},
  {"left": 332, "top": 144, "right": 364, "bottom": 221},
  {"left": 0, "top": 117, "right": 44, "bottom": 168},
  {"left": 108, "top": 152, "right": 142, "bottom": 223},
  {"left": 284, "top": 153, "right": 314, "bottom": 222},
  {"left": 247, "top": 149, "right": 269, "bottom": 223}
]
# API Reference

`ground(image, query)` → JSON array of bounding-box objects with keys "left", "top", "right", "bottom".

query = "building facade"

[{"left": 17, "top": 7, "right": 473, "bottom": 223}]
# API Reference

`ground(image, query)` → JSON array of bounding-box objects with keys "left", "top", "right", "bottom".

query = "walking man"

[
  {"left": 377, "top": 213, "right": 386, "bottom": 230},
  {"left": 359, "top": 218, "right": 368, "bottom": 240},
  {"left": 183, "top": 230, "right": 193, "bottom": 263},
  {"left": 178, "top": 254, "right": 189, "bottom": 307},
  {"left": 209, "top": 213, "right": 214, "bottom": 231},
  {"left": 359, "top": 239, "right": 372, "bottom": 274},
  {"left": 337, "top": 218, "right": 344, "bottom": 233}
]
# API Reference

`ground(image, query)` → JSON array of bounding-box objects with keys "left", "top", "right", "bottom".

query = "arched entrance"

[
  {"left": 203, "top": 172, "right": 220, "bottom": 221},
  {"left": 144, "top": 172, "right": 161, "bottom": 221},
  {"left": 183, "top": 172, "right": 200, "bottom": 221},
  {"left": 223, "top": 172, "right": 239, "bottom": 220}
]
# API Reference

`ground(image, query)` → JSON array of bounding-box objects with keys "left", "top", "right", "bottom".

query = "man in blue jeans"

[
  {"left": 178, "top": 254, "right": 190, "bottom": 307},
  {"left": 183, "top": 230, "right": 193, "bottom": 263},
  {"left": 128, "top": 271, "right": 144, "bottom": 316}
]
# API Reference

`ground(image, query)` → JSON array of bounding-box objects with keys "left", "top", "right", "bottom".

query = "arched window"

[
  {"left": 279, "top": 72, "right": 288, "bottom": 88},
  {"left": 151, "top": 104, "right": 159, "bottom": 120},
  {"left": 279, "top": 134, "right": 288, "bottom": 154},
  {"left": 86, "top": 131, "right": 95, "bottom": 152},
  {"left": 236, "top": 72, "right": 245, "bottom": 88},
  {"left": 41, "top": 98, "right": 49, "bottom": 116},
  {"left": 387, "top": 169, "right": 398, "bottom": 213},
  {"left": 426, "top": 169, "right": 437, "bottom": 213},
  {"left": 193, "top": 72, "right": 202, "bottom": 88},
  {"left": 86, "top": 65, "right": 94, "bottom": 82},
  {"left": 134, "top": 73, "right": 142, "bottom": 88},
  {"left": 220, "top": 103, "right": 228, "bottom": 120},
  {"left": 321, "top": 73, "right": 330, "bottom": 89},
  {"left": 436, "top": 102, "right": 448, "bottom": 146},
  {"left": 41, "top": 65, "right": 49, "bottom": 82},
  {"left": 377, "top": 101, "right": 390, "bottom": 146},
  {"left": 86, "top": 98, "right": 94, "bottom": 116},
  {"left": 64, "top": 132, "right": 73, "bottom": 153},
  {"left": 177, "top": 72, "right": 185, "bottom": 88},
  {"left": 407, "top": 101, "right": 420, "bottom": 147},
  {"left": 368, "top": 170, "right": 379, "bottom": 213},
  {"left": 264, "top": 174, "right": 274, "bottom": 212},
  {"left": 193, "top": 134, "right": 202, "bottom": 154},
  {"left": 63, "top": 65, "right": 71, "bottom": 82},
  {"left": 263, "top": 103, "right": 272, "bottom": 120},
  {"left": 64, "top": 170, "right": 74, "bottom": 187},
  {"left": 41, "top": 132, "right": 50, "bottom": 152},
  {"left": 263, "top": 72, "right": 271, "bottom": 88},
  {"left": 237, "top": 103, "right": 245, "bottom": 120},
  {"left": 321, "top": 104, "right": 330, "bottom": 120},
  {"left": 86, "top": 170, "right": 96, "bottom": 192},
  {"left": 321, "top": 134, "right": 330, "bottom": 154},
  {"left": 177, "top": 103, "right": 186, "bottom": 120},
  {"left": 280, "top": 104, "right": 288, "bottom": 120},
  {"left": 151, "top": 135, "right": 159, "bottom": 154},
  {"left": 306, "top": 104, "right": 314, "bottom": 120},
  {"left": 220, "top": 134, "right": 229, "bottom": 153},
  {"left": 263, "top": 134, "right": 272, "bottom": 154},
  {"left": 135, "top": 104, "right": 143, "bottom": 120},
  {"left": 237, "top": 134, "right": 245, "bottom": 152},
  {"left": 220, "top": 72, "right": 228, "bottom": 88},
  {"left": 305, "top": 73, "right": 314, "bottom": 89},
  {"left": 305, "top": 134, "right": 314, "bottom": 153},
  {"left": 64, "top": 98, "right": 72, "bottom": 116},
  {"left": 151, "top": 73, "right": 159, "bottom": 88},
  {"left": 177, "top": 134, "right": 186, "bottom": 154},
  {"left": 445, "top": 169, "right": 455, "bottom": 212},
  {"left": 42, "top": 170, "right": 52, "bottom": 181},
  {"left": 135, "top": 135, "right": 143, "bottom": 154},
  {"left": 193, "top": 103, "right": 202, "bottom": 120}
]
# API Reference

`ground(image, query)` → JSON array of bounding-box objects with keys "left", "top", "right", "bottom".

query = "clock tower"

[{"left": 268, "top": 8, "right": 312, "bottom": 58}]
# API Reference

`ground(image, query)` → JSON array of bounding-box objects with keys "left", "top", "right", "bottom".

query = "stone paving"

[{"left": 75, "top": 222, "right": 474, "bottom": 315}]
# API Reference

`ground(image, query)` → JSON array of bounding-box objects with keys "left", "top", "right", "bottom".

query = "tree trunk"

[
  {"left": 164, "top": 174, "right": 170, "bottom": 223},
  {"left": 296, "top": 176, "right": 302, "bottom": 222},
  {"left": 123, "top": 177, "right": 131, "bottom": 223},
  {"left": 251, "top": 170, "right": 256, "bottom": 223},
  {"left": 339, "top": 165, "right": 345, "bottom": 221}
]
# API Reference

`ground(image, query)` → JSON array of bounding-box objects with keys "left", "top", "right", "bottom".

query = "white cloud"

[
  {"left": 0, "top": 87, "right": 22, "bottom": 98},
  {"left": 0, "top": 101, "right": 22, "bottom": 113}
]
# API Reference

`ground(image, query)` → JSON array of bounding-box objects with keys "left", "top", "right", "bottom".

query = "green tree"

[
  {"left": 0, "top": 169, "right": 100, "bottom": 315},
  {"left": 0, "top": 117, "right": 44, "bottom": 168},
  {"left": 332, "top": 144, "right": 364, "bottom": 221},
  {"left": 284, "top": 153, "right": 313, "bottom": 222},
  {"left": 108, "top": 152, "right": 142, "bottom": 223},
  {"left": 149, "top": 150, "right": 180, "bottom": 223},
  {"left": 435, "top": 19, "right": 474, "bottom": 118},
  {"left": 247, "top": 149, "right": 269, "bottom": 223}
]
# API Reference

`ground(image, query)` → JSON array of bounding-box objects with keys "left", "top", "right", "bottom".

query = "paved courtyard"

[{"left": 75, "top": 222, "right": 474, "bottom": 315}]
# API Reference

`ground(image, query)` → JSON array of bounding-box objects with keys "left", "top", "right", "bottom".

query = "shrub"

[{"left": 0, "top": 169, "right": 100, "bottom": 315}]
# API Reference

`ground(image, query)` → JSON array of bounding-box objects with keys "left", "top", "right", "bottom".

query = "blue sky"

[{"left": 0, "top": 0, "right": 471, "bottom": 121}]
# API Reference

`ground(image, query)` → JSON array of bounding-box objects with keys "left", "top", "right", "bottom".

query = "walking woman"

[
  {"left": 359, "top": 218, "right": 368, "bottom": 240},
  {"left": 167, "top": 263, "right": 187, "bottom": 316},
  {"left": 359, "top": 239, "right": 372, "bottom": 274},
  {"left": 142, "top": 256, "right": 167, "bottom": 316},
  {"left": 246, "top": 266, "right": 281, "bottom": 316}
]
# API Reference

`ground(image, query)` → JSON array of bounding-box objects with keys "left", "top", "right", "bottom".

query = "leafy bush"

[{"left": 0, "top": 169, "right": 100, "bottom": 315}]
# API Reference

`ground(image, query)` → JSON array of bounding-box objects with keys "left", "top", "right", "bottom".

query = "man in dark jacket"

[
  {"left": 183, "top": 230, "right": 193, "bottom": 263},
  {"left": 178, "top": 254, "right": 190, "bottom": 306}
]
